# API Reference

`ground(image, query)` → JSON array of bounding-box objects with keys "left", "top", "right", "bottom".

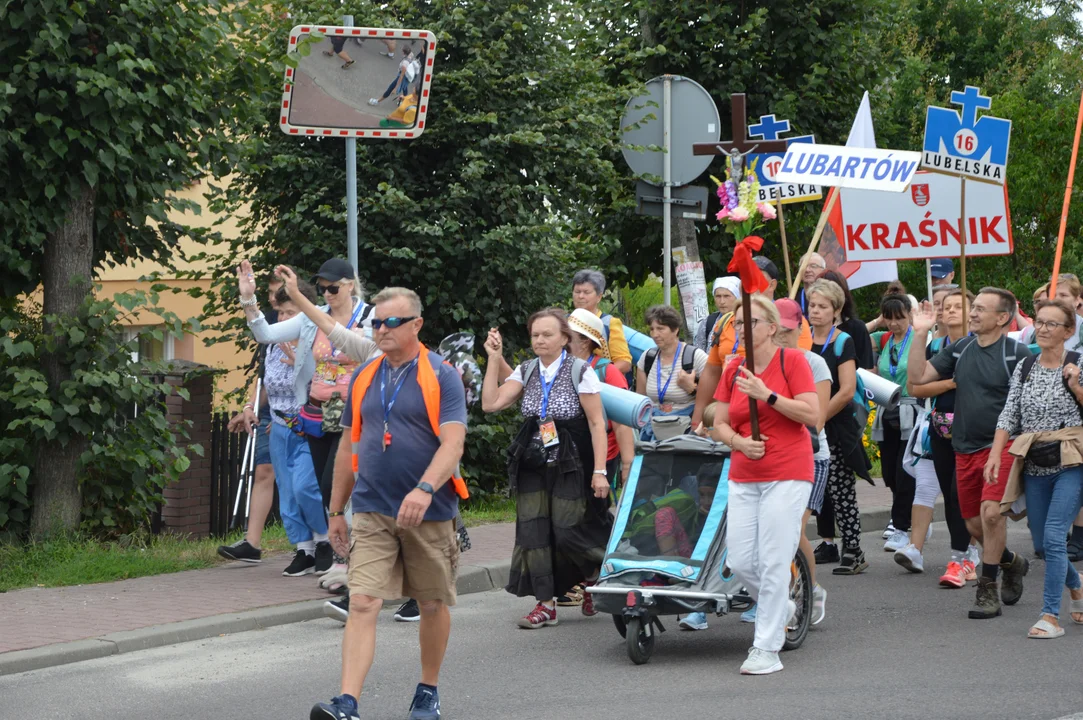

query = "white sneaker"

[
  {"left": 811, "top": 585, "right": 827, "bottom": 625},
  {"left": 368, "top": 98, "right": 379, "bottom": 105},
  {"left": 882, "top": 522, "right": 896, "bottom": 540},
  {"left": 740, "top": 647, "right": 784, "bottom": 675},
  {"left": 884, "top": 529, "right": 910, "bottom": 552},
  {"left": 893, "top": 543, "right": 925, "bottom": 573},
  {"left": 786, "top": 599, "right": 798, "bottom": 629},
  {"left": 678, "top": 612, "right": 709, "bottom": 631}
]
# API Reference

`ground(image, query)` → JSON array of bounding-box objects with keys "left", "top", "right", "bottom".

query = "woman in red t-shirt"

[{"left": 710, "top": 295, "right": 820, "bottom": 676}]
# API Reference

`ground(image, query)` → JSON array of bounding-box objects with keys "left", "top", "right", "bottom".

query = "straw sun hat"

[{"left": 567, "top": 308, "right": 611, "bottom": 359}]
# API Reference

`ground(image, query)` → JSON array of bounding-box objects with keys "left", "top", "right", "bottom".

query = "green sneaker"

[
  {"left": 999, "top": 552, "right": 1029, "bottom": 606},
  {"left": 968, "top": 576, "right": 1002, "bottom": 619}
]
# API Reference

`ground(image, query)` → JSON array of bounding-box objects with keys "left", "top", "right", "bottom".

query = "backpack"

[
  {"left": 950, "top": 335, "right": 1026, "bottom": 385},
  {"left": 1019, "top": 350, "right": 1083, "bottom": 410},
  {"left": 405, "top": 58, "right": 420, "bottom": 82},
  {"left": 642, "top": 343, "right": 698, "bottom": 379},
  {"left": 821, "top": 330, "right": 873, "bottom": 427}
]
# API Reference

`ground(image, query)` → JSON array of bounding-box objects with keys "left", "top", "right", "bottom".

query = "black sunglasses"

[
  {"left": 318, "top": 283, "right": 342, "bottom": 295},
  {"left": 372, "top": 316, "right": 418, "bottom": 330}
]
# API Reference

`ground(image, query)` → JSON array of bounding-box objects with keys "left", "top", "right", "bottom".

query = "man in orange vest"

[{"left": 313, "top": 287, "right": 467, "bottom": 720}]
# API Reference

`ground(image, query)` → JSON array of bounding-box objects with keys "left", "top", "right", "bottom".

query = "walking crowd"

[{"left": 221, "top": 251, "right": 1083, "bottom": 718}]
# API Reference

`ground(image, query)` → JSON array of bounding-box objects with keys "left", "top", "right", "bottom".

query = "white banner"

[
  {"left": 672, "top": 246, "right": 710, "bottom": 337},
  {"left": 774, "top": 144, "right": 921, "bottom": 192},
  {"left": 838, "top": 172, "right": 1013, "bottom": 262}
]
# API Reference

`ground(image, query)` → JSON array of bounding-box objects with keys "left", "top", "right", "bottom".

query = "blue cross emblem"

[
  {"left": 747, "top": 114, "right": 791, "bottom": 141},
  {"left": 950, "top": 86, "right": 992, "bottom": 129}
]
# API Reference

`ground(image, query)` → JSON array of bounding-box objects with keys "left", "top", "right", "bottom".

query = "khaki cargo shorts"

[{"left": 348, "top": 512, "right": 460, "bottom": 606}]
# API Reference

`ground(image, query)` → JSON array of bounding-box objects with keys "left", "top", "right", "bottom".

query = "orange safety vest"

[{"left": 349, "top": 345, "right": 469, "bottom": 499}]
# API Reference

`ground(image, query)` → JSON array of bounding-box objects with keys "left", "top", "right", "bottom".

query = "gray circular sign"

[{"left": 620, "top": 76, "right": 720, "bottom": 187}]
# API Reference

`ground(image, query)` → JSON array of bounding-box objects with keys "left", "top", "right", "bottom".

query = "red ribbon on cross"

[{"left": 727, "top": 235, "right": 769, "bottom": 295}]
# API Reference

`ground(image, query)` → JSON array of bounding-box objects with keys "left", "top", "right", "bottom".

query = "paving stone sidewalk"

[{"left": 0, "top": 483, "right": 898, "bottom": 660}]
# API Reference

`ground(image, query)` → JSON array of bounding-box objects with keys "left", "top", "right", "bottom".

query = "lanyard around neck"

[
  {"left": 657, "top": 342, "right": 682, "bottom": 404},
  {"left": 539, "top": 350, "right": 566, "bottom": 419},
  {"left": 817, "top": 326, "right": 836, "bottom": 356},
  {"left": 888, "top": 327, "right": 912, "bottom": 379}
]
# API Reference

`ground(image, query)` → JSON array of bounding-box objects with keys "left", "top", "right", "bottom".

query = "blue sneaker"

[
  {"left": 310, "top": 695, "right": 359, "bottom": 720},
  {"left": 408, "top": 684, "right": 440, "bottom": 720},
  {"left": 678, "top": 612, "right": 708, "bottom": 631},
  {"left": 740, "top": 604, "right": 757, "bottom": 623}
]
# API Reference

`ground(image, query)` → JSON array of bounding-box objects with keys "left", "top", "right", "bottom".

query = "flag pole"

[
  {"left": 777, "top": 198, "right": 793, "bottom": 292},
  {"left": 740, "top": 289, "right": 760, "bottom": 440},
  {"left": 959, "top": 178, "right": 969, "bottom": 318},
  {"left": 790, "top": 187, "right": 839, "bottom": 299},
  {"left": 1052, "top": 87, "right": 1083, "bottom": 295}
]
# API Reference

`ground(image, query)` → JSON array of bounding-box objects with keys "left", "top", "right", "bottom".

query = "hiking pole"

[
  {"left": 242, "top": 378, "right": 262, "bottom": 531},
  {"left": 231, "top": 429, "right": 254, "bottom": 529}
]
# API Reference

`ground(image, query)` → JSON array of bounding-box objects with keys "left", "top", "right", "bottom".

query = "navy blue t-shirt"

[{"left": 342, "top": 351, "right": 467, "bottom": 521}]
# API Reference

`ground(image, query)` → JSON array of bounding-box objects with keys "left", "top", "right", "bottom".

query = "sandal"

[
  {"left": 832, "top": 549, "right": 868, "bottom": 576},
  {"left": 556, "top": 585, "right": 583, "bottom": 606},
  {"left": 342, "top": 60, "right": 355, "bottom": 69},
  {"left": 322, "top": 50, "right": 335, "bottom": 57},
  {"left": 1068, "top": 538, "right": 1083, "bottom": 562},
  {"left": 1028, "top": 617, "right": 1065, "bottom": 639},
  {"left": 1069, "top": 592, "right": 1083, "bottom": 625}
]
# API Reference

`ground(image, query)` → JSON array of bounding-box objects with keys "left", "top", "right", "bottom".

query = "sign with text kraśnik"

[{"left": 921, "top": 86, "right": 1011, "bottom": 185}]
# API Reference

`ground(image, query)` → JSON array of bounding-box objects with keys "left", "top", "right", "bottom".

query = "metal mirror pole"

[
  {"left": 344, "top": 15, "right": 359, "bottom": 274},
  {"left": 662, "top": 76, "right": 673, "bottom": 307}
]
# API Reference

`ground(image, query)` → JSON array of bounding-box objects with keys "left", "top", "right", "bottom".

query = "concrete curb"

[
  {"left": 0, "top": 561, "right": 512, "bottom": 678},
  {"left": 1, "top": 500, "right": 929, "bottom": 677}
]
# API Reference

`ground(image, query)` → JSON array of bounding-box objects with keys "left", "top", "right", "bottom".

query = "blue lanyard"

[
  {"left": 888, "top": 327, "right": 912, "bottom": 379},
  {"left": 799, "top": 288, "right": 807, "bottom": 315},
  {"left": 330, "top": 301, "right": 365, "bottom": 358},
  {"left": 539, "top": 350, "right": 566, "bottom": 419},
  {"left": 380, "top": 357, "right": 418, "bottom": 425},
  {"left": 817, "top": 326, "right": 836, "bottom": 356},
  {"left": 656, "top": 342, "right": 682, "bottom": 404}
]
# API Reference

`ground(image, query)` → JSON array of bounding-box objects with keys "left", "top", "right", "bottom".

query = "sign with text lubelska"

[
  {"left": 773, "top": 144, "right": 922, "bottom": 192},
  {"left": 921, "top": 86, "right": 1011, "bottom": 185},
  {"left": 834, "top": 172, "right": 1013, "bottom": 262},
  {"left": 745, "top": 113, "right": 822, "bottom": 205}
]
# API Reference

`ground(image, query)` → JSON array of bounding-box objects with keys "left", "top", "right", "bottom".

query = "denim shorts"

[{"left": 254, "top": 416, "right": 272, "bottom": 466}]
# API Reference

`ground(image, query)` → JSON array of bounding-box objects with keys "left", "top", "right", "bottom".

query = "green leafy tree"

[{"left": 0, "top": 0, "right": 258, "bottom": 534}]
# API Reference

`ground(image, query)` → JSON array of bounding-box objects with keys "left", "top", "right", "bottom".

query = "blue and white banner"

[{"left": 773, "top": 144, "right": 921, "bottom": 192}]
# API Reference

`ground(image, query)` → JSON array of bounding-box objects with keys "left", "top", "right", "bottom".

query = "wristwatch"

[
  {"left": 766, "top": 392, "right": 778, "bottom": 406},
  {"left": 416, "top": 482, "right": 435, "bottom": 495}
]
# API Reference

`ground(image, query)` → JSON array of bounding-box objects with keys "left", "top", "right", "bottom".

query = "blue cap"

[{"left": 929, "top": 258, "right": 954, "bottom": 278}]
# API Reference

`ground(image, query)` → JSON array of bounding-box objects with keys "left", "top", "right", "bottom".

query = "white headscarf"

[{"left": 713, "top": 276, "right": 742, "bottom": 297}]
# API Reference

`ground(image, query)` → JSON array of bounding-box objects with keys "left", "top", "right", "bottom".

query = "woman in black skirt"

[{"left": 482, "top": 308, "right": 611, "bottom": 629}]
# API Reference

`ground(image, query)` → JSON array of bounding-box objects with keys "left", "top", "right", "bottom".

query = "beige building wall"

[{"left": 96, "top": 178, "right": 255, "bottom": 404}]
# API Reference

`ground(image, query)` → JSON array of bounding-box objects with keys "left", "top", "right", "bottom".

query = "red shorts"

[{"left": 954, "top": 447, "right": 1013, "bottom": 520}]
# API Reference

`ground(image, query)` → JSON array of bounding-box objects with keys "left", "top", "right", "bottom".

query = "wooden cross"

[{"left": 693, "top": 93, "right": 788, "bottom": 158}]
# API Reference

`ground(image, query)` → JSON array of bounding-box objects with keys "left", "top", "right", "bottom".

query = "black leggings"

[
  {"left": 879, "top": 425, "right": 913, "bottom": 532},
  {"left": 306, "top": 431, "right": 343, "bottom": 509},
  {"left": 930, "top": 430, "right": 971, "bottom": 553}
]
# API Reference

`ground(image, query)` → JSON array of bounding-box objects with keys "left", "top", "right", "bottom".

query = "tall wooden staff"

[
  {"left": 1052, "top": 88, "right": 1083, "bottom": 295},
  {"left": 728, "top": 235, "right": 771, "bottom": 440}
]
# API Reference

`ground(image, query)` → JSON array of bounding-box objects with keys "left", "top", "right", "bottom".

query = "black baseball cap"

[
  {"left": 753, "top": 256, "right": 779, "bottom": 281},
  {"left": 312, "top": 258, "right": 353, "bottom": 283}
]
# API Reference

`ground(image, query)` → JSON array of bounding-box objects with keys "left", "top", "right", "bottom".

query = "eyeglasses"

[
  {"left": 732, "top": 319, "right": 762, "bottom": 330},
  {"left": 806, "top": 263, "right": 824, "bottom": 271},
  {"left": 318, "top": 283, "right": 342, "bottom": 295},
  {"left": 1034, "top": 319, "right": 1070, "bottom": 331},
  {"left": 372, "top": 316, "right": 418, "bottom": 330}
]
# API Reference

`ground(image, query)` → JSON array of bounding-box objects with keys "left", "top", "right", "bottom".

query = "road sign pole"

[
  {"left": 662, "top": 76, "right": 673, "bottom": 307},
  {"left": 343, "top": 15, "right": 359, "bottom": 275},
  {"left": 925, "top": 259, "right": 934, "bottom": 304}
]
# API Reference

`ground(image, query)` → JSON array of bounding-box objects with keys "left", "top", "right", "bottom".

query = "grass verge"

[
  {"left": 0, "top": 525, "right": 291, "bottom": 593},
  {"left": 460, "top": 496, "right": 516, "bottom": 526}
]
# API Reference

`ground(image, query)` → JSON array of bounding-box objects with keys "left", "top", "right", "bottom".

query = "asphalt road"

[{"left": 3, "top": 524, "right": 1082, "bottom": 720}]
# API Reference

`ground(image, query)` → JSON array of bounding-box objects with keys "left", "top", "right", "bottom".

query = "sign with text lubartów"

[
  {"left": 773, "top": 144, "right": 921, "bottom": 192},
  {"left": 832, "top": 172, "right": 1012, "bottom": 262}
]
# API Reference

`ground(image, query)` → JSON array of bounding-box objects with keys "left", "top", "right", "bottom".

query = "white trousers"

[{"left": 726, "top": 479, "right": 812, "bottom": 653}]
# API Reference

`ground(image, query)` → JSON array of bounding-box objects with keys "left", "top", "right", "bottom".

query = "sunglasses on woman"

[
  {"left": 318, "top": 283, "right": 342, "bottom": 295},
  {"left": 372, "top": 316, "right": 418, "bottom": 330}
]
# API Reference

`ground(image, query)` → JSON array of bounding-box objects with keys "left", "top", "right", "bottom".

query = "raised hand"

[
  {"left": 274, "top": 265, "right": 300, "bottom": 298},
  {"left": 484, "top": 328, "right": 503, "bottom": 358},
  {"left": 238, "top": 259, "right": 256, "bottom": 300},
  {"left": 911, "top": 302, "right": 936, "bottom": 334}
]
